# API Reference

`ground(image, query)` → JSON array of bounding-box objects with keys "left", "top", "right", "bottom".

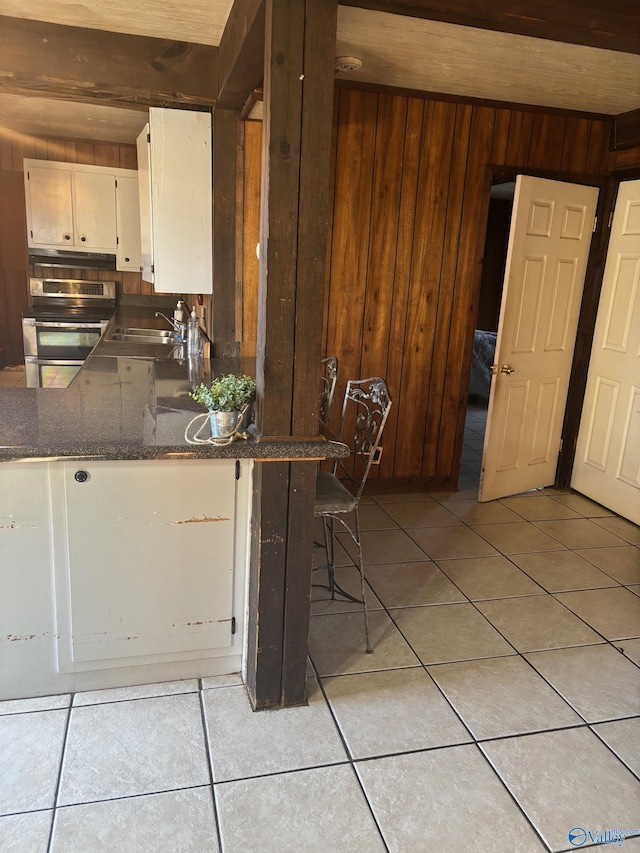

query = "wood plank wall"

[{"left": 240, "top": 88, "right": 613, "bottom": 487}]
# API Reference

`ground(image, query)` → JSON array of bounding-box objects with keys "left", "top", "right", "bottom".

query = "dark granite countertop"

[{"left": 0, "top": 307, "right": 347, "bottom": 463}]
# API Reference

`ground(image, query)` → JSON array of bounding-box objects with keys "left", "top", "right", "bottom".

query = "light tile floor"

[
  {"left": 1, "top": 404, "right": 639, "bottom": 852},
  {"left": 0, "top": 365, "right": 26, "bottom": 388}
]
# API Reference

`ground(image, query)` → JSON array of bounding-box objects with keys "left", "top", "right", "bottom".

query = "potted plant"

[{"left": 190, "top": 374, "right": 257, "bottom": 439}]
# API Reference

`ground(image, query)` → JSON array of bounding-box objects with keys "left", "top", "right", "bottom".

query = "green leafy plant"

[{"left": 189, "top": 374, "right": 257, "bottom": 413}]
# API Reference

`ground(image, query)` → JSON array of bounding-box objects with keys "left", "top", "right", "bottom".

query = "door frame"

[{"left": 464, "top": 165, "right": 616, "bottom": 492}]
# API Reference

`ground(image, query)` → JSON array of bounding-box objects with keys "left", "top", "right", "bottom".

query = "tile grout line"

[
  {"left": 69, "top": 688, "right": 199, "bottom": 710},
  {"left": 198, "top": 679, "right": 224, "bottom": 853},
  {"left": 43, "top": 783, "right": 215, "bottom": 814},
  {"left": 46, "top": 701, "right": 73, "bottom": 853},
  {"left": 475, "top": 743, "right": 555, "bottom": 853},
  {"left": 310, "top": 663, "right": 391, "bottom": 853},
  {"left": 587, "top": 724, "right": 640, "bottom": 784}
]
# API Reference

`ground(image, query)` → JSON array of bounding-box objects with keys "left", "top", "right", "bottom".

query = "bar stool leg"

[{"left": 353, "top": 508, "right": 372, "bottom": 653}]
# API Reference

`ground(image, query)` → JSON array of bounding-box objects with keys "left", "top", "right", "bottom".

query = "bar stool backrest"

[
  {"left": 319, "top": 356, "right": 338, "bottom": 426},
  {"left": 335, "top": 376, "right": 392, "bottom": 502}
]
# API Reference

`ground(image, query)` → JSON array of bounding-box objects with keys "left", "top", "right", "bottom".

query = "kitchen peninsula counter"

[
  {"left": 0, "top": 307, "right": 346, "bottom": 463},
  {"left": 0, "top": 307, "right": 345, "bottom": 701}
]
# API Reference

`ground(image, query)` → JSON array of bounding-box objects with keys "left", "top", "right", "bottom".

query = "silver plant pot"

[{"left": 209, "top": 410, "right": 242, "bottom": 439}]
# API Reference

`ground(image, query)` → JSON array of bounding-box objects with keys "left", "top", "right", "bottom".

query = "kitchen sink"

[
  {"left": 113, "top": 327, "right": 175, "bottom": 338},
  {"left": 109, "top": 333, "right": 178, "bottom": 345},
  {"left": 105, "top": 327, "right": 179, "bottom": 345}
]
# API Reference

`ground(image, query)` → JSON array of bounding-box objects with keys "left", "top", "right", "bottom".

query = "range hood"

[{"left": 28, "top": 249, "right": 116, "bottom": 271}]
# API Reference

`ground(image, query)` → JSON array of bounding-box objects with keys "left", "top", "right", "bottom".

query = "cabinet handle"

[
  {"left": 125, "top": 257, "right": 130, "bottom": 263},
  {"left": 64, "top": 234, "right": 71, "bottom": 240},
  {"left": 74, "top": 470, "right": 89, "bottom": 483},
  {"left": 80, "top": 236, "right": 86, "bottom": 242}
]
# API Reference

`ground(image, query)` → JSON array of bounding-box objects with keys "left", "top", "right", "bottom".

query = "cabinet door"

[
  {"left": 147, "top": 108, "right": 212, "bottom": 293},
  {"left": 26, "top": 166, "right": 74, "bottom": 247},
  {"left": 136, "top": 123, "right": 154, "bottom": 283},
  {"left": 115, "top": 175, "right": 142, "bottom": 271},
  {"left": 73, "top": 171, "right": 117, "bottom": 251},
  {"left": 61, "top": 459, "right": 236, "bottom": 665}
]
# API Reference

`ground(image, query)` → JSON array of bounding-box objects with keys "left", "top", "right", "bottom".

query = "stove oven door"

[
  {"left": 25, "top": 358, "right": 85, "bottom": 388},
  {"left": 22, "top": 319, "right": 106, "bottom": 360}
]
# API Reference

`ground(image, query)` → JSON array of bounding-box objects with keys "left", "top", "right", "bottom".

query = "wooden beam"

[
  {"left": 246, "top": 0, "right": 338, "bottom": 709},
  {"left": 341, "top": 1, "right": 640, "bottom": 54},
  {"left": 612, "top": 108, "right": 640, "bottom": 150},
  {"left": 0, "top": 16, "right": 217, "bottom": 109},
  {"left": 217, "top": 0, "right": 265, "bottom": 110}
]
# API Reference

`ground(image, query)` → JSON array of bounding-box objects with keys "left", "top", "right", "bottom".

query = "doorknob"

[{"left": 500, "top": 364, "right": 515, "bottom": 375}]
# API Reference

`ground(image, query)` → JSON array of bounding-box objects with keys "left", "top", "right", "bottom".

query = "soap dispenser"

[
  {"left": 173, "top": 301, "right": 186, "bottom": 342},
  {"left": 187, "top": 307, "right": 200, "bottom": 356}
]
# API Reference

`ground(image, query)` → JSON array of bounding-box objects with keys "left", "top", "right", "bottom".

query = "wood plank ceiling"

[{"left": 0, "top": 1, "right": 639, "bottom": 143}]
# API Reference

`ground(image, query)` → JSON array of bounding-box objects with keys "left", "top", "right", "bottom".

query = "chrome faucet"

[{"left": 155, "top": 312, "right": 185, "bottom": 342}]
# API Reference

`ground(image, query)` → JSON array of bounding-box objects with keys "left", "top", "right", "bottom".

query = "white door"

[
  {"left": 571, "top": 180, "right": 640, "bottom": 523},
  {"left": 73, "top": 171, "right": 117, "bottom": 251},
  {"left": 480, "top": 176, "right": 599, "bottom": 502}
]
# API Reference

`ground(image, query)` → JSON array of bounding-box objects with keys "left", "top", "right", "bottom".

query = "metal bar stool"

[{"left": 313, "top": 377, "right": 392, "bottom": 653}]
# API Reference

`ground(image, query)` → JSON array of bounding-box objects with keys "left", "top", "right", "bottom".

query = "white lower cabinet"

[{"left": 0, "top": 459, "right": 251, "bottom": 700}]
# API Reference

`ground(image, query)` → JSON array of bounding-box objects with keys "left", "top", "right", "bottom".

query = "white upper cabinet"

[
  {"left": 137, "top": 108, "right": 213, "bottom": 294},
  {"left": 24, "top": 159, "right": 142, "bottom": 272}
]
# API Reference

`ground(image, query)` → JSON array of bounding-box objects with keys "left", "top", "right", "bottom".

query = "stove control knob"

[{"left": 74, "top": 470, "right": 89, "bottom": 483}]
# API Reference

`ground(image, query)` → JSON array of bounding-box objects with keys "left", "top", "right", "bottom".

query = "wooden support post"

[{"left": 245, "top": 0, "right": 338, "bottom": 709}]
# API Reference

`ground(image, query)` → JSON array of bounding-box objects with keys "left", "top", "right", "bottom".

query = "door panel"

[
  {"left": 572, "top": 181, "right": 640, "bottom": 523},
  {"left": 27, "top": 167, "right": 74, "bottom": 246},
  {"left": 480, "top": 176, "right": 599, "bottom": 501},
  {"left": 60, "top": 459, "right": 236, "bottom": 666},
  {"left": 530, "top": 379, "right": 560, "bottom": 465},
  {"left": 73, "top": 171, "right": 117, "bottom": 251},
  {"left": 620, "top": 390, "right": 640, "bottom": 487},
  {"left": 546, "top": 259, "right": 577, "bottom": 349}
]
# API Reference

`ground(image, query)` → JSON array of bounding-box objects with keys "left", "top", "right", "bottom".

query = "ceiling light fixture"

[{"left": 335, "top": 56, "right": 363, "bottom": 73}]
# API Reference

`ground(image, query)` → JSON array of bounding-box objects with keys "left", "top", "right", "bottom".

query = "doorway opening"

[{"left": 461, "top": 181, "right": 514, "bottom": 491}]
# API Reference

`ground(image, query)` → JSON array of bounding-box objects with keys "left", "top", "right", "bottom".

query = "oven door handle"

[
  {"left": 26, "top": 321, "right": 106, "bottom": 330},
  {"left": 25, "top": 357, "right": 86, "bottom": 366}
]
